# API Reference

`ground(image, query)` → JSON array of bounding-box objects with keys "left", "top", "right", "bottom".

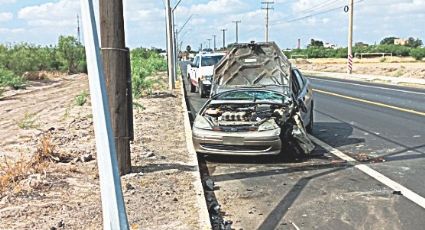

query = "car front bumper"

[{"left": 192, "top": 127, "right": 282, "bottom": 156}]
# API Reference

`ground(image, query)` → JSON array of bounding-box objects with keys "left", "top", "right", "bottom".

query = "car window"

[
  {"left": 291, "top": 71, "right": 300, "bottom": 95},
  {"left": 215, "top": 90, "right": 284, "bottom": 102},
  {"left": 294, "top": 69, "right": 305, "bottom": 90},
  {"left": 193, "top": 56, "right": 200, "bottom": 67},
  {"left": 201, "top": 55, "right": 224, "bottom": 67}
]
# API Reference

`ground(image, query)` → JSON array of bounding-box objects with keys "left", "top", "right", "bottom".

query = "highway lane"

[{"left": 180, "top": 62, "right": 425, "bottom": 229}]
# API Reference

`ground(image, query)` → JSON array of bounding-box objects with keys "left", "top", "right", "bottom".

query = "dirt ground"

[
  {"left": 293, "top": 57, "right": 425, "bottom": 79},
  {"left": 0, "top": 73, "right": 202, "bottom": 229}
]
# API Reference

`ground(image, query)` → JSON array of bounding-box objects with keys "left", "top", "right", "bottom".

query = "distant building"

[
  {"left": 324, "top": 42, "right": 337, "bottom": 49},
  {"left": 394, "top": 38, "right": 408, "bottom": 46}
]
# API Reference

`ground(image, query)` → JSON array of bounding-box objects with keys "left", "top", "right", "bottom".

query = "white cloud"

[
  {"left": 0, "top": 12, "right": 13, "bottom": 22},
  {"left": 0, "top": 0, "right": 16, "bottom": 4}
]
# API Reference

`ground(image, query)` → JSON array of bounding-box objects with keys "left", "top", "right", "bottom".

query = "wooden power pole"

[{"left": 100, "top": 0, "right": 132, "bottom": 175}]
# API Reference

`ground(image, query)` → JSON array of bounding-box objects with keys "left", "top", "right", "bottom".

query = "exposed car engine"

[{"left": 203, "top": 103, "right": 290, "bottom": 128}]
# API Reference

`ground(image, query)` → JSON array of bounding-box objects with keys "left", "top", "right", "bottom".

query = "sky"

[{"left": 0, "top": 0, "right": 424, "bottom": 50}]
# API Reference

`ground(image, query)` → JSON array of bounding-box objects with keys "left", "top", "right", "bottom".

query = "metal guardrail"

[{"left": 354, "top": 52, "right": 393, "bottom": 59}]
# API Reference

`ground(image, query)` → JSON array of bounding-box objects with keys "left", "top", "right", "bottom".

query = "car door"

[
  {"left": 189, "top": 56, "right": 200, "bottom": 85},
  {"left": 292, "top": 69, "right": 313, "bottom": 123}
]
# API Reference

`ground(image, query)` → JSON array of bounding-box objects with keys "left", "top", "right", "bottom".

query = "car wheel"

[
  {"left": 199, "top": 83, "right": 206, "bottom": 98},
  {"left": 190, "top": 81, "right": 196, "bottom": 92},
  {"left": 306, "top": 101, "right": 314, "bottom": 134}
]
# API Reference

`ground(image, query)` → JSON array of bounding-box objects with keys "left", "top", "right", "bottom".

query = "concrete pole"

[
  {"left": 232, "top": 20, "right": 241, "bottom": 43},
  {"left": 347, "top": 0, "right": 354, "bottom": 74},
  {"left": 213, "top": 35, "right": 216, "bottom": 51},
  {"left": 262, "top": 1, "right": 274, "bottom": 42},
  {"left": 99, "top": 0, "right": 131, "bottom": 175},
  {"left": 207, "top": 38, "right": 212, "bottom": 49},
  {"left": 165, "top": 0, "right": 175, "bottom": 89},
  {"left": 172, "top": 12, "right": 178, "bottom": 83},
  {"left": 221, "top": 29, "right": 227, "bottom": 49}
]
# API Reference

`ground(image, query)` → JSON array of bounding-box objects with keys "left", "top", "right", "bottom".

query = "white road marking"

[
  {"left": 310, "top": 77, "right": 425, "bottom": 96},
  {"left": 309, "top": 135, "right": 425, "bottom": 210}
]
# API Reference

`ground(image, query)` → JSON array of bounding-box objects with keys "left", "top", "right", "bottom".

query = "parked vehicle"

[
  {"left": 192, "top": 42, "right": 315, "bottom": 156},
  {"left": 187, "top": 52, "right": 225, "bottom": 98}
]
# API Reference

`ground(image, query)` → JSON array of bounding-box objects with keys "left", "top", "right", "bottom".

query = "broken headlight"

[
  {"left": 194, "top": 116, "right": 212, "bottom": 130},
  {"left": 258, "top": 119, "right": 279, "bottom": 131}
]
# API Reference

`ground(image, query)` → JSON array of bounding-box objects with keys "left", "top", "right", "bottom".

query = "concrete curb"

[
  {"left": 303, "top": 70, "right": 425, "bottom": 86},
  {"left": 178, "top": 79, "right": 212, "bottom": 230}
]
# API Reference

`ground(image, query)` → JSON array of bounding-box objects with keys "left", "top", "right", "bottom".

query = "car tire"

[
  {"left": 199, "top": 83, "right": 206, "bottom": 98},
  {"left": 190, "top": 81, "right": 196, "bottom": 93},
  {"left": 306, "top": 101, "right": 314, "bottom": 134}
]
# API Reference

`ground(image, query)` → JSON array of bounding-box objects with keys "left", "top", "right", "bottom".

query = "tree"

[
  {"left": 57, "top": 36, "right": 85, "bottom": 74},
  {"left": 407, "top": 37, "right": 423, "bottom": 48},
  {"left": 355, "top": 42, "right": 369, "bottom": 47},
  {"left": 380, "top": 37, "right": 397, "bottom": 45},
  {"left": 308, "top": 39, "right": 324, "bottom": 48}
]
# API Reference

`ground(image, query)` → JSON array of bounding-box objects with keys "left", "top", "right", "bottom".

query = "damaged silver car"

[{"left": 192, "top": 42, "right": 315, "bottom": 156}]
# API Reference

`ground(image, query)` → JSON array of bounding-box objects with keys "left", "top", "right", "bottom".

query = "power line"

[{"left": 271, "top": 0, "right": 365, "bottom": 25}]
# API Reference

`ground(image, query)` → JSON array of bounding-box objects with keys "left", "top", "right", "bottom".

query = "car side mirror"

[{"left": 297, "top": 98, "right": 307, "bottom": 113}]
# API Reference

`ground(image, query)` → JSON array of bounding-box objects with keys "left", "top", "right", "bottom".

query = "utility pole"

[
  {"left": 347, "top": 0, "right": 354, "bottom": 74},
  {"left": 221, "top": 29, "right": 227, "bottom": 49},
  {"left": 80, "top": 0, "right": 129, "bottom": 228},
  {"left": 165, "top": 0, "right": 175, "bottom": 89},
  {"left": 262, "top": 1, "right": 274, "bottom": 42},
  {"left": 100, "top": 0, "right": 131, "bottom": 175},
  {"left": 212, "top": 35, "right": 216, "bottom": 51},
  {"left": 77, "top": 14, "right": 81, "bottom": 43},
  {"left": 232, "top": 20, "right": 241, "bottom": 43},
  {"left": 200, "top": 43, "right": 203, "bottom": 51},
  {"left": 207, "top": 38, "right": 212, "bottom": 49}
]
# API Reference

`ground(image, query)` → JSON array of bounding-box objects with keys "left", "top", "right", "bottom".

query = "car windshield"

[
  {"left": 201, "top": 55, "right": 224, "bottom": 66},
  {"left": 214, "top": 90, "right": 285, "bottom": 102}
]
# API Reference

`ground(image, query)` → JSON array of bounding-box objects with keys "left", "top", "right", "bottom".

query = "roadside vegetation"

[
  {"left": 0, "top": 135, "right": 56, "bottom": 195},
  {"left": 0, "top": 36, "right": 86, "bottom": 96},
  {"left": 284, "top": 37, "right": 425, "bottom": 60},
  {"left": 74, "top": 90, "right": 89, "bottom": 106},
  {"left": 130, "top": 48, "right": 167, "bottom": 97}
]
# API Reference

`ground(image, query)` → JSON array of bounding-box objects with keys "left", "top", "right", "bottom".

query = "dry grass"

[
  {"left": 17, "top": 112, "right": 39, "bottom": 129},
  {"left": 0, "top": 134, "right": 60, "bottom": 195}
]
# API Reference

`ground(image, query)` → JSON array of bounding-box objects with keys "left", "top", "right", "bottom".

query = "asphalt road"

[{"left": 180, "top": 61, "right": 425, "bottom": 230}]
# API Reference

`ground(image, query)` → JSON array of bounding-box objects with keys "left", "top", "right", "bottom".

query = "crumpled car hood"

[{"left": 212, "top": 42, "right": 291, "bottom": 93}]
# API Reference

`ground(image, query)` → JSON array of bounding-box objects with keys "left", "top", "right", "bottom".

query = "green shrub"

[
  {"left": 285, "top": 44, "right": 420, "bottom": 59},
  {"left": 410, "top": 48, "right": 425, "bottom": 61},
  {"left": 0, "top": 36, "right": 86, "bottom": 77},
  {"left": 74, "top": 91, "right": 89, "bottom": 106},
  {"left": 131, "top": 48, "right": 167, "bottom": 97},
  {"left": 0, "top": 67, "right": 26, "bottom": 89}
]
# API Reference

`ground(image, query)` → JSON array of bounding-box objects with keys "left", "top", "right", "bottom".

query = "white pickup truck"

[{"left": 187, "top": 52, "right": 225, "bottom": 98}]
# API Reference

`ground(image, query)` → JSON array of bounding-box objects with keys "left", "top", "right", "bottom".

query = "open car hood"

[{"left": 211, "top": 42, "right": 291, "bottom": 96}]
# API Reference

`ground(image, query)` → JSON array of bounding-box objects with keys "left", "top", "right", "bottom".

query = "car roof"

[{"left": 197, "top": 52, "right": 225, "bottom": 57}]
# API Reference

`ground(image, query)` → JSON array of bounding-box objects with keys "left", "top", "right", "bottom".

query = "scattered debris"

[
  {"left": 393, "top": 191, "right": 403, "bottom": 196},
  {"left": 125, "top": 183, "right": 135, "bottom": 191},
  {"left": 80, "top": 154, "right": 94, "bottom": 162},
  {"left": 204, "top": 178, "right": 215, "bottom": 191}
]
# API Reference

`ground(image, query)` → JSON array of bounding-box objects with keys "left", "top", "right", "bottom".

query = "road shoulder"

[{"left": 302, "top": 70, "right": 425, "bottom": 88}]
